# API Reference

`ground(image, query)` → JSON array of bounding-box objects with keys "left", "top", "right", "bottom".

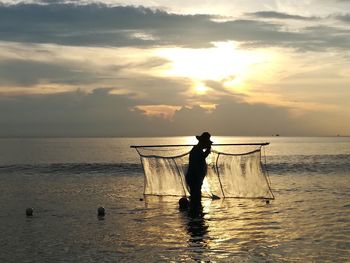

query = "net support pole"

[
  {"left": 135, "top": 147, "right": 147, "bottom": 196},
  {"left": 130, "top": 143, "right": 270, "bottom": 148},
  {"left": 215, "top": 153, "right": 226, "bottom": 198}
]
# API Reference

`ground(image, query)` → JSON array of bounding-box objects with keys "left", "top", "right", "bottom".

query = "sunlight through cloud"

[{"left": 155, "top": 41, "right": 273, "bottom": 95}]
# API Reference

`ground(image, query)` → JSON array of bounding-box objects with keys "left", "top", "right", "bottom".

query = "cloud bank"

[
  {"left": 0, "top": 88, "right": 338, "bottom": 137},
  {"left": 0, "top": 2, "right": 349, "bottom": 136},
  {"left": 0, "top": 3, "right": 349, "bottom": 51}
]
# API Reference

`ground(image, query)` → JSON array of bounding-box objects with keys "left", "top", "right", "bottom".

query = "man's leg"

[{"left": 190, "top": 184, "right": 202, "bottom": 205}]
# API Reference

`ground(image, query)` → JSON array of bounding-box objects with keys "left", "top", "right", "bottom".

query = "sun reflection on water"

[{"left": 143, "top": 195, "right": 281, "bottom": 262}]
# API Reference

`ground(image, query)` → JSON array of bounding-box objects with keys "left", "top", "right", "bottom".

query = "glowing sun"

[{"left": 155, "top": 41, "right": 273, "bottom": 95}]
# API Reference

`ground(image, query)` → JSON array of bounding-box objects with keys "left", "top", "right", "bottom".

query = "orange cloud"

[{"left": 134, "top": 104, "right": 182, "bottom": 119}]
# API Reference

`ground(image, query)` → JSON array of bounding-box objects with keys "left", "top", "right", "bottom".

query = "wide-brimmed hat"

[{"left": 196, "top": 132, "right": 213, "bottom": 144}]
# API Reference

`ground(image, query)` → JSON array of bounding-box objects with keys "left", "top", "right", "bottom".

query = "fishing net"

[{"left": 133, "top": 145, "right": 274, "bottom": 199}]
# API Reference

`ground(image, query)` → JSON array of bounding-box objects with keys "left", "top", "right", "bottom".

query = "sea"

[{"left": 0, "top": 136, "right": 349, "bottom": 262}]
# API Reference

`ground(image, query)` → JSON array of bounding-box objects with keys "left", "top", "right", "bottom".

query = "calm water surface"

[{"left": 0, "top": 137, "right": 349, "bottom": 262}]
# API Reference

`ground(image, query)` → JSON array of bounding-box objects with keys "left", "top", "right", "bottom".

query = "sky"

[{"left": 0, "top": 0, "right": 349, "bottom": 137}]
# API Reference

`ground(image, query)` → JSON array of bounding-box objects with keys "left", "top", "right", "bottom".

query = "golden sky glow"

[
  {"left": 0, "top": 1, "right": 350, "bottom": 136},
  {"left": 155, "top": 42, "right": 273, "bottom": 95},
  {"left": 135, "top": 104, "right": 182, "bottom": 118}
]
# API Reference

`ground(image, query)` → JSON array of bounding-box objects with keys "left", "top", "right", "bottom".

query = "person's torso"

[{"left": 187, "top": 146, "right": 207, "bottom": 176}]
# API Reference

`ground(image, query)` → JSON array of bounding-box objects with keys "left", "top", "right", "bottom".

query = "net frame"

[{"left": 131, "top": 143, "right": 274, "bottom": 200}]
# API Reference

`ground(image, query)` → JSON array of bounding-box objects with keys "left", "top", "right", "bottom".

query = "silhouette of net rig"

[{"left": 131, "top": 143, "right": 274, "bottom": 200}]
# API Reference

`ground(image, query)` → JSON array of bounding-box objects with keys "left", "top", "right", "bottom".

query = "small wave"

[
  {"left": 0, "top": 154, "right": 349, "bottom": 176},
  {"left": 0, "top": 163, "right": 143, "bottom": 176},
  {"left": 265, "top": 154, "right": 350, "bottom": 175}
]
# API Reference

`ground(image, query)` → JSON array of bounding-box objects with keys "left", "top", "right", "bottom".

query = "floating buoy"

[
  {"left": 97, "top": 207, "right": 105, "bottom": 217},
  {"left": 178, "top": 197, "right": 189, "bottom": 210},
  {"left": 26, "top": 208, "right": 33, "bottom": 217}
]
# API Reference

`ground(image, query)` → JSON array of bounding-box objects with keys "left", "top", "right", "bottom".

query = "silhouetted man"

[{"left": 185, "top": 132, "right": 213, "bottom": 205}]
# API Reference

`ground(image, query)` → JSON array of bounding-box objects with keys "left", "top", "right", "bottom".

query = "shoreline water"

[{"left": 0, "top": 137, "right": 349, "bottom": 262}]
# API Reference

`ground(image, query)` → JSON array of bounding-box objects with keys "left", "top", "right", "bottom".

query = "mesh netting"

[{"left": 134, "top": 145, "right": 274, "bottom": 199}]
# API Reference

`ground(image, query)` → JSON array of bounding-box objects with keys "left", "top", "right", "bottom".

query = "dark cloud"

[
  {"left": 0, "top": 59, "right": 99, "bottom": 86},
  {"left": 171, "top": 101, "right": 309, "bottom": 136},
  {"left": 0, "top": 88, "right": 332, "bottom": 137},
  {"left": 0, "top": 59, "right": 191, "bottom": 104},
  {"left": 0, "top": 57, "right": 190, "bottom": 105},
  {"left": 204, "top": 80, "right": 236, "bottom": 97},
  {"left": 0, "top": 3, "right": 349, "bottom": 50},
  {"left": 0, "top": 4, "right": 160, "bottom": 46},
  {"left": 300, "top": 25, "right": 350, "bottom": 50},
  {"left": 247, "top": 11, "right": 318, "bottom": 20},
  {"left": 119, "top": 74, "right": 191, "bottom": 104},
  {"left": 335, "top": 14, "right": 350, "bottom": 22},
  {"left": 0, "top": 88, "right": 145, "bottom": 137}
]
